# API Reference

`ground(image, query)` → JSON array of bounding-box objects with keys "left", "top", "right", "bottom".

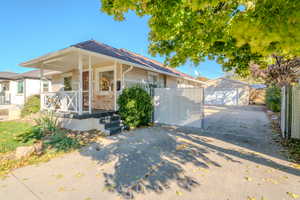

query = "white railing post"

[
  {"left": 78, "top": 54, "right": 83, "bottom": 115},
  {"left": 40, "top": 65, "right": 44, "bottom": 111},
  {"left": 88, "top": 55, "right": 92, "bottom": 114},
  {"left": 114, "top": 61, "right": 117, "bottom": 111}
]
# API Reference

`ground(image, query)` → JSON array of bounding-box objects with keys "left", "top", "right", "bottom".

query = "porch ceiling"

[{"left": 20, "top": 48, "right": 113, "bottom": 72}]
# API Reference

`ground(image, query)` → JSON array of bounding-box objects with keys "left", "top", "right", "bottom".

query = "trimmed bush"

[
  {"left": 266, "top": 86, "right": 281, "bottom": 112},
  {"left": 21, "top": 95, "right": 40, "bottom": 117},
  {"left": 117, "top": 86, "right": 153, "bottom": 129}
]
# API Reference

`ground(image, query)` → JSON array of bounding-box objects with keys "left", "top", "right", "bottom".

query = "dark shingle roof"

[
  {"left": 0, "top": 72, "right": 19, "bottom": 80},
  {"left": 0, "top": 70, "right": 52, "bottom": 80},
  {"left": 72, "top": 40, "right": 195, "bottom": 79}
]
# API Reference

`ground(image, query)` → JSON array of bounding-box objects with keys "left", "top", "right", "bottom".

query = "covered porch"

[
  {"left": 0, "top": 81, "right": 11, "bottom": 105},
  {"left": 21, "top": 47, "right": 130, "bottom": 116}
]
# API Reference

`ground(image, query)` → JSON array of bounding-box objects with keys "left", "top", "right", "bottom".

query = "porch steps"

[{"left": 99, "top": 113, "right": 126, "bottom": 136}]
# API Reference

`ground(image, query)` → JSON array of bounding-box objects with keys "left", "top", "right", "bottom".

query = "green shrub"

[
  {"left": 117, "top": 86, "right": 153, "bottom": 129},
  {"left": 45, "top": 131, "right": 80, "bottom": 152},
  {"left": 35, "top": 111, "right": 59, "bottom": 133},
  {"left": 17, "top": 126, "right": 44, "bottom": 143},
  {"left": 16, "top": 112, "right": 58, "bottom": 144},
  {"left": 266, "top": 86, "right": 281, "bottom": 112},
  {"left": 21, "top": 95, "right": 40, "bottom": 117}
]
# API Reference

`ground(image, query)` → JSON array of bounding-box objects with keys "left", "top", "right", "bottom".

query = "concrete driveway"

[{"left": 1, "top": 105, "right": 300, "bottom": 200}]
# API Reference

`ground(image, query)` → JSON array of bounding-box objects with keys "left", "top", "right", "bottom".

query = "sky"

[{"left": 0, "top": 0, "right": 224, "bottom": 79}]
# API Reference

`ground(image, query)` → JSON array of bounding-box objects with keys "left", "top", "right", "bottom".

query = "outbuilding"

[{"left": 204, "top": 78, "right": 250, "bottom": 105}]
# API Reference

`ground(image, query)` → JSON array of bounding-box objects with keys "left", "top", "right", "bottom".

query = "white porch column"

[
  {"left": 88, "top": 55, "right": 92, "bottom": 114},
  {"left": 40, "top": 64, "right": 44, "bottom": 110},
  {"left": 78, "top": 54, "right": 83, "bottom": 115},
  {"left": 114, "top": 61, "right": 117, "bottom": 111}
]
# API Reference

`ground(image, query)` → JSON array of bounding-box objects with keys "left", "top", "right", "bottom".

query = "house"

[
  {"left": 0, "top": 70, "right": 52, "bottom": 106},
  {"left": 204, "top": 78, "right": 250, "bottom": 105},
  {"left": 281, "top": 75, "right": 300, "bottom": 139},
  {"left": 20, "top": 40, "right": 205, "bottom": 132},
  {"left": 0, "top": 70, "right": 52, "bottom": 120}
]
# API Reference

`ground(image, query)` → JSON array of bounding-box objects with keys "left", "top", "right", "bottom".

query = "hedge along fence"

[
  {"left": 266, "top": 86, "right": 281, "bottom": 112},
  {"left": 21, "top": 95, "right": 40, "bottom": 117},
  {"left": 117, "top": 86, "right": 153, "bottom": 129}
]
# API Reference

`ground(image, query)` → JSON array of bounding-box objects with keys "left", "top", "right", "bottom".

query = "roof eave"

[
  {"left": 20, "top": 47, "right": 76, "bottom": 68},
  {"left": 20, "top": 45, "right": 202, "bottom": 84}
]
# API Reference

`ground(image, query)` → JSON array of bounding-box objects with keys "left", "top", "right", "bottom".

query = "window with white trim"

[
  {"left": 148, "top": 72, "right": 158, "bottom": 85},
  {"left": 96, "top": 66, "right": 114, "bottom": 94},
  {"left": 17, "top": 80, "right": 24, "bottom": 94},
  {"left": 42, "top": 80, "right": 49, "bottom": 92},
  {"left": 63, "top": 76, "right": 72, "bottom": 91}
]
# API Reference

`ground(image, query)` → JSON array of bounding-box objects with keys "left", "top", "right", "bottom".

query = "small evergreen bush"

[
  {"left": 266, "top": 86, "right": 281, "bottom": 112},
  {"left": 21, "top": 95, "right": 40, "bottom": 117},
  {"left": 117, "top": 86, "right": 153, "bottom": 129}
]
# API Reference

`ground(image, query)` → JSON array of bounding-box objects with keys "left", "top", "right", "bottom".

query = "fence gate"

[{"left": 154, "top": 88, "right": 204, "bottom": 128}]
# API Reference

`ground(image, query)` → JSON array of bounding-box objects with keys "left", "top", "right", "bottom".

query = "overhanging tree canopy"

[{"left": 100, "top": 0, "right": 300, "bottom": 76}]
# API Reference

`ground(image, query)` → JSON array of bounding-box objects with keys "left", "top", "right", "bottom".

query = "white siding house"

[
  {"left": 20, "top": 40, "right": 205, "bottom": 132},
  {"left": 0, "top": 70, "right": 51, "bottom": 106}
]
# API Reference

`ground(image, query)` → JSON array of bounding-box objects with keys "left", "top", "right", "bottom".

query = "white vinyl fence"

[
  {"left": 291, "top": 86, "right": 300, "bottom": 139},
  {"left": 154, "top": 88, "right": 204, "bottom": 128},
  {"left": 280, "top": 87, "right": 286, "bottom": 137}
]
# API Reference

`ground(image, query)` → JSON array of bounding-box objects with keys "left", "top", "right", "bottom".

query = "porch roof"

[{"left": 20, "top": 40, "right": 206, "bottom": 85}]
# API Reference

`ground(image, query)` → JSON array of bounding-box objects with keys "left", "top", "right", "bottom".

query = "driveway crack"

[{"left": 10, "top": 172, "right": 42, "bottom": 200}]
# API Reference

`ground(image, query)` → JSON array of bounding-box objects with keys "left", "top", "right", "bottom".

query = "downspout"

[{"left": 122, "top": 65, "right": 133, "bottom": 89}]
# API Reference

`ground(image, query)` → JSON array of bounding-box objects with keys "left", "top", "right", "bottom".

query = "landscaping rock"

[
  {"left": 15, "top": 146, "right": 35, "bottom": 159},
  {"left": 33, "top": 141, "right": 43, "bottom": 155}
]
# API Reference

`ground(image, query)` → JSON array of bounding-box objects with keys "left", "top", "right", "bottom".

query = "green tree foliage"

[
  {"left": 117, "top": 86, "right": 153, "bottom": 129},
  {"left": 100, "top": 0, "right": 300, "bottom": 76},
  {"left": 266, "top": 86, "right": 281, "bottom": 112},
  {"left": 21, "top": 95, "right": 40, "bottom": 117}
]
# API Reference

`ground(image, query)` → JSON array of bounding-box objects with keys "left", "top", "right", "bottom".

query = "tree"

[
  {"left": 251, "top": 56, "right": 300, "bottom": 87},
  {"left": 100, "top": 0, "right": 300, "bottom": 76}
]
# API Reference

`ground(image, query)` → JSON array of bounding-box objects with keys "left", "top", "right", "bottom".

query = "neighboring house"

[
  {"left": 204, "top": 78, "right": 250, "bottom": 105},
  {"left": 20, "top": 40, "right": 205, "bottom": 131},
  {"left": 0, "top": 70, "right": 52, "bottom": 106},
  {"left": 281, "top": 75, "right": 300, "bottom": 139}
]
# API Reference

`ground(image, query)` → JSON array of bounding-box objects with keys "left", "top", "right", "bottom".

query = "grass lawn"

[{"left": 0, "top": 121, "right": 34, "bottom": 153}]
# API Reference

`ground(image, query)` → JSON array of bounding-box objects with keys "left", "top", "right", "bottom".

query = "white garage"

[{"left": 204, "top": 78, "right": 250, "bottom": 106}]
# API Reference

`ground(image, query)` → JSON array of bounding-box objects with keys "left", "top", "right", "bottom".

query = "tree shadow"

[
  {"left": 79, "top": 127, "right": 241, "bottom": 199},
  {"left": 79, "top": 105, "right": 300, "bottom": 199}
]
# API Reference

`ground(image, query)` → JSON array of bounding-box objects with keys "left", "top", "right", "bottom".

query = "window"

[
  {"left": 17, "top": 80, "right": 24, "bottom": 94},
  {"left": 42, "top": 81, "right": 49, "bottom": 92},
  {"left": 2, "top": 82, "right": 9, "bottom": 91},
  {"left": 63, "top": 76, "right": 72, "bottom": 91},
  {"left": 148, "top": 72, "right": 158, "bottom": 86},
  {"left": 97, "top": 70, "right": 114, "bottom": 93}
]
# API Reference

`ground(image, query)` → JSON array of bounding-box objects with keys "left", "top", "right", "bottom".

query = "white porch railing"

[
  {"left": 0, "top": 92, "right": 11, "bottom": 105},
  {"left": 41, "top": 91, "right": 79, "bottom": 113}
]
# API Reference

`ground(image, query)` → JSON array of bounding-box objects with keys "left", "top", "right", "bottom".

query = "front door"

[{"left": 82, "top": 71, "right": 89, "bottom": 109}]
